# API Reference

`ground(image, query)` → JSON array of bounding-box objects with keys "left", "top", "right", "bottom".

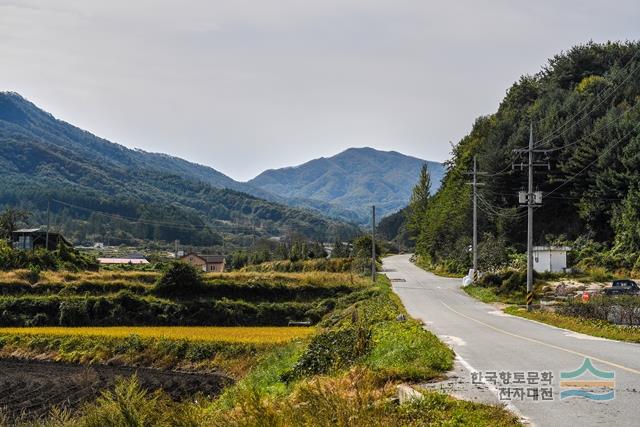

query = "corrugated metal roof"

[{"left": 97, "top": 258, "right": 150, "bottom": 264}]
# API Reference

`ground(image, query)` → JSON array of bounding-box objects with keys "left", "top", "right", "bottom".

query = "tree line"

[{"left": 399, "top": 41, "right": 640, "bottom": 274}]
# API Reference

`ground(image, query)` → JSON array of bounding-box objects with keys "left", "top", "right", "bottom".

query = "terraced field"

[
  {"left": 0, "top": 326, "right": 315, "bottom": 343},
  {"left": 0, "top": 358, "right": 231, "bottom": 421}
]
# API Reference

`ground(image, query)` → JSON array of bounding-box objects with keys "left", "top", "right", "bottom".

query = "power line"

[
  {"left": 539, "top": 104, "right": 639, "bottom": 154},
  {"left": 50, "top": 199, "right": 257, "bottom": 233},
  {"left": 533, "top": 48, "right": 640, "bottom": 148},
  {"left": 544, "top": 122, "right": 640, "bottom": 198}
]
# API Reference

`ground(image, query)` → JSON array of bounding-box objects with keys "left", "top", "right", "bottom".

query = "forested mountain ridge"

[
  {"left": 411, "top": 41, "right": 640, "bottom": 273},
  {"left": 0, "top": 92, "right": 360, "bottom": 246},
  {"left": 248, "top": 147, "right": 445, "bottom": 223}
]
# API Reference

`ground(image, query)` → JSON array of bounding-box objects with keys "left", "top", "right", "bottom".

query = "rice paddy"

[{"left": 0, "top": 326, "right": 315, "bottom": 344}]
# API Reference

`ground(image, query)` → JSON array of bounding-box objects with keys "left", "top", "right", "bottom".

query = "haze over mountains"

[
  {"left": 0, "top": 92, "right": 443, "bottom": 245},
  {"left": 249, "top": 148, "right": 444, "bottom": 222},
  {"left": 0, "top": 92, "right": 357, "bottom": 245}
]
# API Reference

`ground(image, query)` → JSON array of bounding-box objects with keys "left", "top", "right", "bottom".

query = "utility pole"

[
  {"left": 45, "top": 196, "right": 51, "bottom": 250},
  {"left": 371, "top": 205, "right": 376, "bottom": 283},
  {"left": 513, "top": 123, "right": 550, "bottom": 311},
  {"left": 465, "top": 156, "right": 486, "bottom": 282}
]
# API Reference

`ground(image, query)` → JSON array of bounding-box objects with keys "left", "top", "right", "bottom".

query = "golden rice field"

[{"left": 0, "top": 326, "right": 315, "bottom": 344}]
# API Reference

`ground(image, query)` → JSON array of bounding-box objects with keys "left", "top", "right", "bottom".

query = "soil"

[{"left": 0, "top": 357, "right": 233, "bottom": 421}]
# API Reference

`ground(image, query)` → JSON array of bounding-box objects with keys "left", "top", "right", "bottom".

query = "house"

[
  {"left": 181, "top": 253, "right": 226, "bottom": 272},
  {"left": 11, "top": 228, "right": 71, "bottom": 251},
  {"left": 533, "top": 246, "right": 571, "bottom": 273},
  {"left": 97, "top": 257, "right": 150, "bottom": 265}
]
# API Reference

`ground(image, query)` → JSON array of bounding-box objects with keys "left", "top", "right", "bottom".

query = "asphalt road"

[{"left": 384, "top": 254, "right": 640, "bottom": 427}]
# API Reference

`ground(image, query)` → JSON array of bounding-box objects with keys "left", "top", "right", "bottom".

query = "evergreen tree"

[{"left": 407, "top": 164, "right": 431, "bottom": 238}]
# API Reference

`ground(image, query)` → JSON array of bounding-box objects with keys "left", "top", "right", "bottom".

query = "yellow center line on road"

[{"left": 441, "top": 301, "right": 640, "bottom": 376}]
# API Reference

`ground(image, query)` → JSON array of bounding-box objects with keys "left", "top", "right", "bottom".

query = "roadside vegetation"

[
  {"left": 460, "top": 267, "right": 640, "bottom": 343},
  {"left": 505, "top": 306, "right": 640, "bottom": 343},
  {"left": 0, "top": 269, "right": 519, "bottom": 426}
]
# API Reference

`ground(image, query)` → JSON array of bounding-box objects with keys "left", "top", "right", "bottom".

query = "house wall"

[
  {"left": 206, "top": 262, "right": 224, "bottom": 272},
  {"left": 183, "top": 255, "right": 207, "bottom": 271},
  {"left": 533, "top": 250, "right": 567, "bottom": 273}
]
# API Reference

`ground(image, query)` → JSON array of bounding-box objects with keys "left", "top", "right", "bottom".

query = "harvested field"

[
  {"left": 0, "top": 358, "right": 232, "bottom": 421},
  {"left": 0, "top": 326, "right": 315, "bottom": 343}
]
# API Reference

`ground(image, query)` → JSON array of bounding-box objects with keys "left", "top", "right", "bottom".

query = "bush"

[
  {"left": 154, "top": 262, "right": 205, "bottom": 297},
  {"left": 499, "top": 271, "right": 526, "bottom": 294},
  {"left": 59, "top": 300, "right": 90, "bottom": 326},
  {"left": 284, "top": 325, "right": 370, "bottom": 380},
  {"left": 16, "top": 265, "right": 41, "bottom": 285},
  {"left": 559, "top": 296, "right": 640, "bottom": 325},
  {"left": 477, "top": 269, "right": 526, "bottom": 294}
]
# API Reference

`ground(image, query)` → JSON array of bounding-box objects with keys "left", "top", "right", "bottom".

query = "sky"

[{"left": 1, "top": 1, "right": 639, "bottom": 181}]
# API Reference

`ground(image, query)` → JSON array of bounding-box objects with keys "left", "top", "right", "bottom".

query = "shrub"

[
  {"left": 59, "top": 300, "right": 90, "bottom": 326},
  {"left": 559, "top": 296, "right": 640, "bottom": 325},
  {"left": 498, "top": 271, "right": 526, "bottom": 294},
  {"left": 284, "top": 325, "right": 370, "bottom": 380},
  {"left": 154, "top": 262, "right": 205, "bottom": 297},
  {"left": 27, "top": 312, "right": 49, "bottom": 326},
  {"left": 16, "top": 265, "right": 41, "bottom": 285}
]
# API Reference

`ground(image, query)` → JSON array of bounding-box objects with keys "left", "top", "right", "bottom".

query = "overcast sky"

[{"left": 1, "top": 1, "right": 639, "bottom": 181}]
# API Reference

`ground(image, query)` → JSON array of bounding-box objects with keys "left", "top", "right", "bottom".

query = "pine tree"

[{"left": 407, "top": 164, "right": 431, "bottom": 238}]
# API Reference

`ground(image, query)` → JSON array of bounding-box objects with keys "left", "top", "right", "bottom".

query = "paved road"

[{"left": 384, "top": 254, "right": 640, "bottom": 427}]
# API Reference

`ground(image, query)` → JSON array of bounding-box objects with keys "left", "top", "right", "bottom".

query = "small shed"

[
  {"left": 533, "top": 246, "right": 571, "bottom": 273},
  {"left": 11, "top": 228, "right": 71, "bottom": 251}
]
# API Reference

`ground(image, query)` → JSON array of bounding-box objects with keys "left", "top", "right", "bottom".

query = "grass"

[
  {"left": 504, "top": 306, "right": 640, "bottom": 343},
  {"left": 0, "top": 271, "right": 520, "bottom": 426},
  {"left": 43, "top": 370, "right": 519, "bottom": 427},
  {"left": 0, "top": 326, "right": 315, "bottom": 344},
  {"left": 414, "top": 257, "right": 466, "bottom": 278},
  {"left": 365, "top": 320, "right": 454, "bottom": 381},
  {"left": 204, "top": 275, "right": 519, "bottom": 426},
  {"left": 463, "top": 285, "right": 528, "bottom": 305}
]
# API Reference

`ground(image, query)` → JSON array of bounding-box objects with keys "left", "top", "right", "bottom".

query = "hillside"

[
  {"left": 411, "top": 41, "right": 640, "bottom": 273},
  {"left": 0, "top": 92, "right": 360, "bottom": 246},
  {"left": 248, "top": 147, "right": 445, "bottom": 223}
]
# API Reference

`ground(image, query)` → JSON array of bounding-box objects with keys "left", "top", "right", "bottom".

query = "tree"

[
  {"left": 407, "top": 164, "right": 431, "bottom": 238},
  {"left": 331, "top": 239, "right": 349, "bottom": 258},
  {"left": 0, "top": 208, "right": 30, "bottom": 240},
  {"left": 154, "top": 262, "right": 205, "bottom": 296},
  {"left": 612, "top": 185, "right": 640, "bottom": 254}
]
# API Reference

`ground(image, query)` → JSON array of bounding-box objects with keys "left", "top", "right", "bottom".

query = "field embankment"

[{"left": 0, "top": 268, "right": 519, "bottom": 425}]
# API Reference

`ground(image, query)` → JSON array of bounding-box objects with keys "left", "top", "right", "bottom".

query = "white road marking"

[
  {"left": 441, "top": 301, "right": 640, "bottom": 376},
  {"left": 440, "top": 335, "right": 467, "bottom": 346},
  {"left": 488, "top": 310, "right": 511, "bottom": 317},
  {"left": 563, "top": 331, "right": 607, "bottom": 341},
  {"left": 455, "top": 354, "right": 531, "bottom": 425}
]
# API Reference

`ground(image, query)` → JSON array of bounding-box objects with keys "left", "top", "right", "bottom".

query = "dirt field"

[{"left": 0, "top": 358, "right": 232, "bottom": 421}]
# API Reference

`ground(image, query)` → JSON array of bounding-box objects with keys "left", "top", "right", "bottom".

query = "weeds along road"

[{"left": 384, "top": 254, "right": 640, "bottom": 427}]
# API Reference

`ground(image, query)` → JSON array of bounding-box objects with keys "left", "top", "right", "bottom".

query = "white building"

[{"left": 533, "top": 246, "right": 571, "bottom": 273}]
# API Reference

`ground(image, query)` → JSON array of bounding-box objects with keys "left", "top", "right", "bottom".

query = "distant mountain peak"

[
  {"left": 249, "top": 146, "right": 445, "bottom": 223},
  {"left": 0, "top": 93, "right": 360, "bottom": 244}
]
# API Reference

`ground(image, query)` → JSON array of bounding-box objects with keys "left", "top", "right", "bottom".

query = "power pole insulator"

[{"left": 512, "top": 123, "right": 553, "bottom": 311}]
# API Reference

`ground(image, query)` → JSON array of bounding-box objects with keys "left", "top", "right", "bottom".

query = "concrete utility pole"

[
  {"left": 466, "top": 156, "right": 486, "bottom": 281},
  {"left": 371, "top": 205, "right": 376, "bottom": 283},
  {"left": 513, "top": 123, "right": 550, "bottom": 311}
]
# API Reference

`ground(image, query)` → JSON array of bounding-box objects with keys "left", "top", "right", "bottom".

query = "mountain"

[
  {"left": 0, "top": 92, "right": 360, "bottom": 246},
  {"left": 248, "top": 147, "right": 445, "bottom": 223},
  {"left": 412, "top": 41, "right": 640, "bottom": 272}
]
